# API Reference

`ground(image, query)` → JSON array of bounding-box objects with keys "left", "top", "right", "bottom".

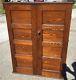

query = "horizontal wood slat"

[
  {"left": 42, "top": 57, "right": 61, "bottom": 66},
  {"left": 42, "top": 24, "right": 64, "bottom": 31},
  {"left": 11, "top": 11, "right": 31, "bottom": 24},
  {"left": 43, "top": 63, "right": 61, "bottom": 71},
  {"left": 42, "top": 70, "right": 62, "bottom": 78},
  {"left": 43, "top": 11, "right": 65, "bottom": 24},
  {"left": 4, "top": 4, "right": 32, "bottom": 10},
  {"left": 14, "top": 39, "right": 32, "bottom": 46},
  {"left": 13, "top": 28, "right": 31, "bottom": 40},
  {"left": 43, "top": 41, "right": 63, "bottom": 47},
  {"left": 15, "top": 54, "right": 32, "bottom": 67},
  {"left": 43, "top": 45, "right": 62, "bottom": 58},
  {"left": 43, "top": 30, "right": 63, "bottom": 42},
  {"left": 40, "top": 4, "right": 67, "bottom": 10},
  {"left": 15, "top": 44, "right": 32, "bottom": 54},
  {"left": 12, "top": 23, "right": 31, "bottom": 29},
  {"left": 15, "top": 54, "right": 32, "bottom": 60},
  {"left": 16, "top": 67, "right": 33, "bottom": 74}
]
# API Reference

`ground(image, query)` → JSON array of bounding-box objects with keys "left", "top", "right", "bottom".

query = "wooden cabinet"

[{"left": 3, "top": 1, "right": 73, "bottom": 79}]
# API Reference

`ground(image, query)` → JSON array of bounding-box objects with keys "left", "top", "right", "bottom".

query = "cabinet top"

[{"left": 3, "top": 0, "right": 73, "bottom": 4}]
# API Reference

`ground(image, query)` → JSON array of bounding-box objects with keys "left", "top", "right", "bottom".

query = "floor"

[{"left": 0, "top": 9, "right": 76, "bottom": 80}]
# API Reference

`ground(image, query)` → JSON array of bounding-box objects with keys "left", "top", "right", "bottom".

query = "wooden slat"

[
  {"left": 14, "top": 39, "right": 32, "bottom": 46},
  {"left": 43, "top": 57, "right": 61, "bottom": 66},
  {"left": 14, "top": 36, "right": 32, "bottom": 54},
  {"left": 15, "top": 54, "right": 32, "bottom": 67},
  {"left": 43, "top": 30, "right": 63, "bottom": 42},
  {"left": 43, "top": 45, "right": 62, "bottom": 58},
  {"left": 43, "top": 63, "right": 61, "bottom": 71},
  {"left": 13, "top": 28, "right": 31, "bottom": 40},
  {"left": 15, "top": 44, "right": 32, "bottom": 55},
  {"left": 16, "top": 59, "right": 32, "bottom": 67},
  {"left": 43, "top": 11, "right": 65, "bottom": 24},
  {"left": 42, "top": 70, "right": 62, "bottom": 78},
  {"left": 16, "top": 67, "right": 33, "bottom": 74},
  {"left": 43, "top": 41, "right": 63, "bottom": 47},
  {"left": 15, "top": 54, "right": 32, "bottom": 59},
  {"left": 4, "top": 4, "right": 32, "bottom": 10},
  {"left": 11, "top": 11, "right": 31, "bottom": 24},
  {"left": 40, "top": 4, "right": 67, "bottom": 10},
  {"left": 12, "top": 23, "right": 31, "bottom": 29},
  {"left": 42, "top": 24, "right": 64, "bottom": 31}
]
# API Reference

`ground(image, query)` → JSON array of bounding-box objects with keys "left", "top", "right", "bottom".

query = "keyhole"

[{"left": 38, "top": 31, "right": 41, "bottom": 35}]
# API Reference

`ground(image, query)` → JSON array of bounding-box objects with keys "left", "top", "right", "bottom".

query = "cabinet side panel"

[{"left": 61, "top": 4, "right": 73, "bottom": 63}]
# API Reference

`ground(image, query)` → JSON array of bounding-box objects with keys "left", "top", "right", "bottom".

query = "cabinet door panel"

[
  {"left": 42, "top": 24, "right": 64, "bottom": 31},
  {"left": 37, "top": 5, "right": 66, "bottom": 78},
  {"left": 42, "top": 70, "right": 62, "bottom": 78},
  {"left": 43, "top": 11, "right": 65, "bottom": 24},
  {"left": 12, "top": 23, "right": 31, "bottom": 29},
  {"left": 43, "top": 63, "right": 61, "bottom": 71},
  {"left": 43, "top": 57, "right": 61, "bottom": 66},
  {"left": 42, "top": 10, "right": 65, "bottom": 73},
  {"left": 14, "top": 44, "right": 32, "bottom": 55},
  {"left": 15, "top": 54, "right": 32, "bottom": 67},
  {"left": 43, "top": 46, "right": 62, "bottom": 58},
  {"left": 4, "top": 4, "right": 37, "bottom": 74},
  {"left": 43, "top": 41, "right": 63, "bottom": 58},
  {"left": 11, "top": 9, "right": 33, "bottom": 73},
  {"left": 13, "top": 28, "right": 31, "bottom": 40},
  {"left": 11, "top": 11, "right": 31, "bottom": 24},
  {"left": 10, "top": 4, "right": 38, "bottom": 75},
  {"left": 16, "top": 67, "right": 33, "bottom": 75},
  {"left": 43, "top": 30, "right": 63, "bottom": 42}
]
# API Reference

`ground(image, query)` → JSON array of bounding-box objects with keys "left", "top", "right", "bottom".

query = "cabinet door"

[
  {"left": 4, "top": 4, "right": 38, "bottom": 75},
  {"left": 37, "top": 4, "right": 72, "bottom": 78}
]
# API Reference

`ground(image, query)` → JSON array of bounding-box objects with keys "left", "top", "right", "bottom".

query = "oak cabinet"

[{"left": 3, "top": 2, "right": 73, "bottom": 79}]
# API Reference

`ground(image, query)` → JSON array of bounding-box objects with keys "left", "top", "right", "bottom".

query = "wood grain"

[
  {"left": 16, "top": 67, "right": 33, "bottom": 74},
  {"left": 11, "top": 11, "right": 31, "bottom": 24},
  {"left": 15, "top": 44, "right": 32, "bottom": 55},
  {"left": 43, "top": 63, "right": 61, "bottom": 71},
  {"left": 43, "top": 11, "right": 65, "bottom": 24},
  {"left": 13, "top": 28, "right": 31, "bottom": 40},
  {"left": 42, "top": 57, "right": 61, "bottom": 66},
  {"left": 43, "top": 45, "right": 62, "bottom": 58},
  {"left": 15, "top": 54, "right": 32, "bottom": 67},
  {"left": 3, "top": 3, "right": 73, "bottom": 78},
  {"left": 43, "top": 30, "right": 63, "bottom": 42},
  {"left": 42, "top": 70, "right": 62, "bottom": 78},
  {"left": 42, "top": 24, "right": 64, "bottom": 31}
]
